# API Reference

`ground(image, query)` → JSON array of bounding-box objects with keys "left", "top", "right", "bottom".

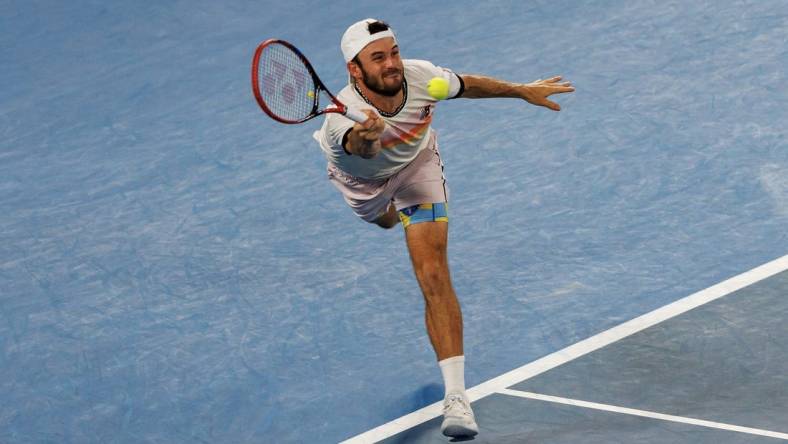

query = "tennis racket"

[{"left": 251, "top": 39, "right": 368, "bottom": 124}]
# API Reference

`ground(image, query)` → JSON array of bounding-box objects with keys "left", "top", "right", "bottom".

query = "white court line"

[
  {"left": 498, "top": 388, "right": 788, "bottom": 440},
  {"left": 340, "top": 254, "right": 788, "bottom": 444}
]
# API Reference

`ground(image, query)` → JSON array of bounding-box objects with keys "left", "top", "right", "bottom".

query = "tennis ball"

[{"left": 427, "top": 77, "right": 450, "bottom": 100}]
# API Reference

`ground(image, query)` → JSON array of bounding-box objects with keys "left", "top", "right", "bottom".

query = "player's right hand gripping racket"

[{"left": 252, "top": 39, "right": 369, "bottom": 124}]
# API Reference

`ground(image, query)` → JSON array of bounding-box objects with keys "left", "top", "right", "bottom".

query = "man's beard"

[{"left": 361, "top": 66, "right": 403, "bottom": 97}]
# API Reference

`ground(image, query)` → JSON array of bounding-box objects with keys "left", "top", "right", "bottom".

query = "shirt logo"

[{"left": 419, "top": 105, "right": 432, "bottom": 120}]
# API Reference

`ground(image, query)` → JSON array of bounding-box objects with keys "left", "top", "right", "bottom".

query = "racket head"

[{"left": 252, "top": 39, "right": 346, "bottom": 124}]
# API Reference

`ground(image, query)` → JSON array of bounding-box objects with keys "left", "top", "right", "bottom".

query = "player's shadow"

[{"left": 402, "top": 382, "right": 444, "bottom": 409}]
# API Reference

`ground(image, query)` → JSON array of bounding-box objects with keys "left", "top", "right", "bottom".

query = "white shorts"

[{"left": 327, "top": 139, "right": 449, "bottom": 222}]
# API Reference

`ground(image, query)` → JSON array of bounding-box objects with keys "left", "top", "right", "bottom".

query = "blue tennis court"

[
  {"left": 359, "top": 259, "right": 788, "bottom": 442},
  {"left": 2, "top": 1, "right": 787, "bottom": 443}
]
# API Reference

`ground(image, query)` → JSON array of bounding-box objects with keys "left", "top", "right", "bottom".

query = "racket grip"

[{"left": 344, "top": 107, "right": 369, "bottom": 123}]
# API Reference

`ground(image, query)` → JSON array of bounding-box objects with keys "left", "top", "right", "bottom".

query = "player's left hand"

[{"left": 521, "top": 76, "right": 575, "bottom": 111}]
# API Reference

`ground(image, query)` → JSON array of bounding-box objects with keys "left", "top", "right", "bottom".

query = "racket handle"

[{"left": 344, "top": 107, "right": 369, "bottom": 123}]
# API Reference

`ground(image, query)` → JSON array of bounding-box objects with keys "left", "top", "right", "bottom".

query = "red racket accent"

[{"left": 252, "top": 39, "right": 365, "bottom": 124}]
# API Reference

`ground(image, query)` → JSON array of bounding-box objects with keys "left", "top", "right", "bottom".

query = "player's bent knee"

[
  {"left": 375, "top": 217, "right": 399, "bottom": 229},
  {"left": 373, "top": 206, "right": 400, "bottom": 229},
  {"left": 398, "top": 202, "right": 448, "bottom": 229}
]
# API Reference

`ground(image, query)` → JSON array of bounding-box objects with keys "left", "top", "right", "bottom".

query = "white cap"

[{"left": 341, "top": 18, "right": 397, "bottom": 63}]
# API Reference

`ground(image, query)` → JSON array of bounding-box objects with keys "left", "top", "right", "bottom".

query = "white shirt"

[{"left": 313, "top": 59, "right": 462, "bottom": 180}]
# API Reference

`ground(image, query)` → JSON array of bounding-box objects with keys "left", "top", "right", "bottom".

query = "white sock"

[{"left": 439, "top": 355, "right": 466, "bottom": 397}]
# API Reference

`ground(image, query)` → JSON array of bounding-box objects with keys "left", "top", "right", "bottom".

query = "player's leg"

[
  {"left": 400, "top": 208, "right": 478, "bottom": 438},
  {"left": 403, "top": 218, "right": 462, "bottom": 360},
  {"left": 372, "top": 203, "right": 399, "bottom": 229}
]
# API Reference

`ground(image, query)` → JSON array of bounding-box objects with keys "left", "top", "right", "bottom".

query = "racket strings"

[{"left": 258, "top": 43, "right": 317, "bottom": 122}]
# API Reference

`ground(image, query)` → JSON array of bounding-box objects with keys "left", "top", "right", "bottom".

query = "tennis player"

[{"left": 313, "top": 18, "right": 574, "bottom": 438}]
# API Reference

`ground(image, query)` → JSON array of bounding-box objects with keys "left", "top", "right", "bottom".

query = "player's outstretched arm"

[{"left": 458, "top": 74, "right": 574, "bottom": 111}]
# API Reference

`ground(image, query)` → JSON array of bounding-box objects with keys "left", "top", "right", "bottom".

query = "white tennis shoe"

[{"left": 440, "top": 392, "right": 479, "bottom": 438}]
